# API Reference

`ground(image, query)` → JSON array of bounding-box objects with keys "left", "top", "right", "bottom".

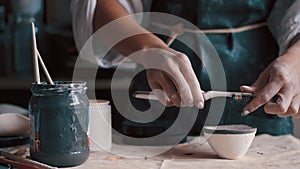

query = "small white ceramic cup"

[
  {"left": 204, "top": 125, "right": 257, "bottom": 160},
  {"left": 88, "top": 100, "right": 112, "bottom": 151}
]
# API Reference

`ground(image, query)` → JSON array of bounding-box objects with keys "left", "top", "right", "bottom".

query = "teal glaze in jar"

[{"left": 29, "top": 81, "right": 89, "bottom": 167}]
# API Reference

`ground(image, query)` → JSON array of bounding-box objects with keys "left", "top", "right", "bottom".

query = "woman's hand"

[
  {"left": 131, "top": 48, "right": 204, "bottom": 109},
  {"left": 241, "top": 40, "right": 300, "bottom": 117}
]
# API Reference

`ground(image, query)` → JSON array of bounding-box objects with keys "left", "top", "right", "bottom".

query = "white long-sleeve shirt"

[{"left": 70, "top": 0, "right": 300, "bottom": 67}]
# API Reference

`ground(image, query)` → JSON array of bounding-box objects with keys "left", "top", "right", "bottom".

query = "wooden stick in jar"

[
  {"left": 36, "top": 50, "right": 54, "bottom": 85},
  {"left": 31, "top": 22, "right": 41, "bottom": 84}
]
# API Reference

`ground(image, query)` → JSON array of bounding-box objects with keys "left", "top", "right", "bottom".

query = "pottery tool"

[
  {"left": 31, "top": 22, "right": 54, "bottom": 85},
  {"left": 31, "top": 22, "right": 40, "bottom": 84},
  {"left": 0, "top": 151, "right": 57, "bottom": 169},
  {"left": 133, "top": 90, "right": 253, "bottom": 103}
]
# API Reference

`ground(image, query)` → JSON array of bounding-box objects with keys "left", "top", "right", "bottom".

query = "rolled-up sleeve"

[
  {"left": 70, "top": 0, "right": 96, "bottom": 52},
  {"left": 70, "top": 0, "right": 144, "bottom": 67},
  {"left": 268, "top": 0, "right": 300, "bottom": 55}
]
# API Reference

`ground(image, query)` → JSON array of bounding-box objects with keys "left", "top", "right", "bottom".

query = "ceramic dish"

[
  {"left": 204, "top": 125, "right": 257, "bottom": 160},
  {"left": 0, "top": 135, "right": 29, "bottom": 148},
  {"left": 0, "top": 104, "right": 30, "bottom": 147},
  {"left": 0, "top": 104, "right": 29, "bottom": 116}
]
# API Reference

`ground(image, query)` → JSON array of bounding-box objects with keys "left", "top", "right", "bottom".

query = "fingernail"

[
  {"left": 242, "top": 110, "right": 250, "bottom": 116},
  {"left": 197, "top": 102, "right": 204, "bottom": 109}
]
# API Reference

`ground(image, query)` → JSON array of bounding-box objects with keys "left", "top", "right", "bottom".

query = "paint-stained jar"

[{"left": 29, "top": 81, "right": 89, "bottom": 167}]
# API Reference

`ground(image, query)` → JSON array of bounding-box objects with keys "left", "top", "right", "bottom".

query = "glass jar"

[{"left": 29, "top": 81, "right": 89, "bottom": 167}]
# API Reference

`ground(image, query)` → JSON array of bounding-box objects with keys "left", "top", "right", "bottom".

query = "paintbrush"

[{"left": 133, "top": 90, "right": 253, "bottom": 103}]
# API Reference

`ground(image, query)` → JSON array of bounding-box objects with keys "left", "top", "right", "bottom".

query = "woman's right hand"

[
  {"left": 131, "top": 47, "right": 204, "bottom": 109},
  {"left": 92, "top": 0, "right": 204, "bottom": 109}
]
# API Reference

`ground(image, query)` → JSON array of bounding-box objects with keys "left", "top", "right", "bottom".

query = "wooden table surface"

[{"left": 68, "top": 134, "right": 300, "bottom": 169}]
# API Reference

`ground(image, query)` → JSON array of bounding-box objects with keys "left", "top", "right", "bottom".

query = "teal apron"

[
  {"left": 124, "top": 0, "right": 293, "bottom": 137},
  {"left": 151, "top": 0, "right": 293, "bottom": 135}
]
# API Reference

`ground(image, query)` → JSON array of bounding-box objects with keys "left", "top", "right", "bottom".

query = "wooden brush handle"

[
  {"left": 133, "top": 91, "right": 253, "bottom": 101},
  {"left": 203, "top": 91, "right": 252, "bottom": 100},
  {"left": 133, "top": 91, "right": 159, "bottom": 100},
  {"left": 0, "top": 151, "right": 57, "bottom": 169},
  {"left": 0, "top": 157, "right": 38, "bottom": 169}
]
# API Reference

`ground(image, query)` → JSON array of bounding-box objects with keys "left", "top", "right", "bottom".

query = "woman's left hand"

[{"left": 241, "top": 40, "right": 300, "bottom": 118}]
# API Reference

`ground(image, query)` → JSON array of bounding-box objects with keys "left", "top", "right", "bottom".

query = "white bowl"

[
  {"left": 0, "top": 113, "right": 30, "bottom": 136},
  {"left": 204, "top": 125, "right": 257, "bottom": 160}
]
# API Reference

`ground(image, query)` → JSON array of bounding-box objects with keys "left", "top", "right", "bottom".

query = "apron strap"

[{"left": 152, "top": 22, "right": 267, "bottom": 34}]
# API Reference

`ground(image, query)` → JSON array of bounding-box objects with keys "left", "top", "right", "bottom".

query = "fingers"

[
  {"left": 164, "top": 52, "right": 195, "bottom": 107},
  {"left": 242, "top": 81, "right": 300, "bottom": 118},
  {"left": 147, "top": 69, "right": 182, "bottom": 107},
  {"left": 177, "top": 53, "right": 204, "bottom": 109},
  {"left": 149, "top": 83, "right": 170, "bottom": 106},
  {"left": 264, "top": 87, "right": 293, "bottom": 114},
  {"left": 142, "top": 49, "right": 204, "bottom": 109},
  {"left": 170, "top": 68, "right": 194, "bottom": 107},
  {"left": 243, "top": 81, "right": 282, "bottom": 115},
  {"left": 240, "top": 69, "right": 269, "bottom": 95},
  {"left": 157, "top": 57, "right": 204, "bottom": 108},
  {"left": 277, "top": 94, "right": 300, "bottom": 118},
  {"left": 160, "top": 75, "right": 182, "bottom": 107},
  {"left": 240, "top": 85, "right": 256, "bottom": 93}
]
